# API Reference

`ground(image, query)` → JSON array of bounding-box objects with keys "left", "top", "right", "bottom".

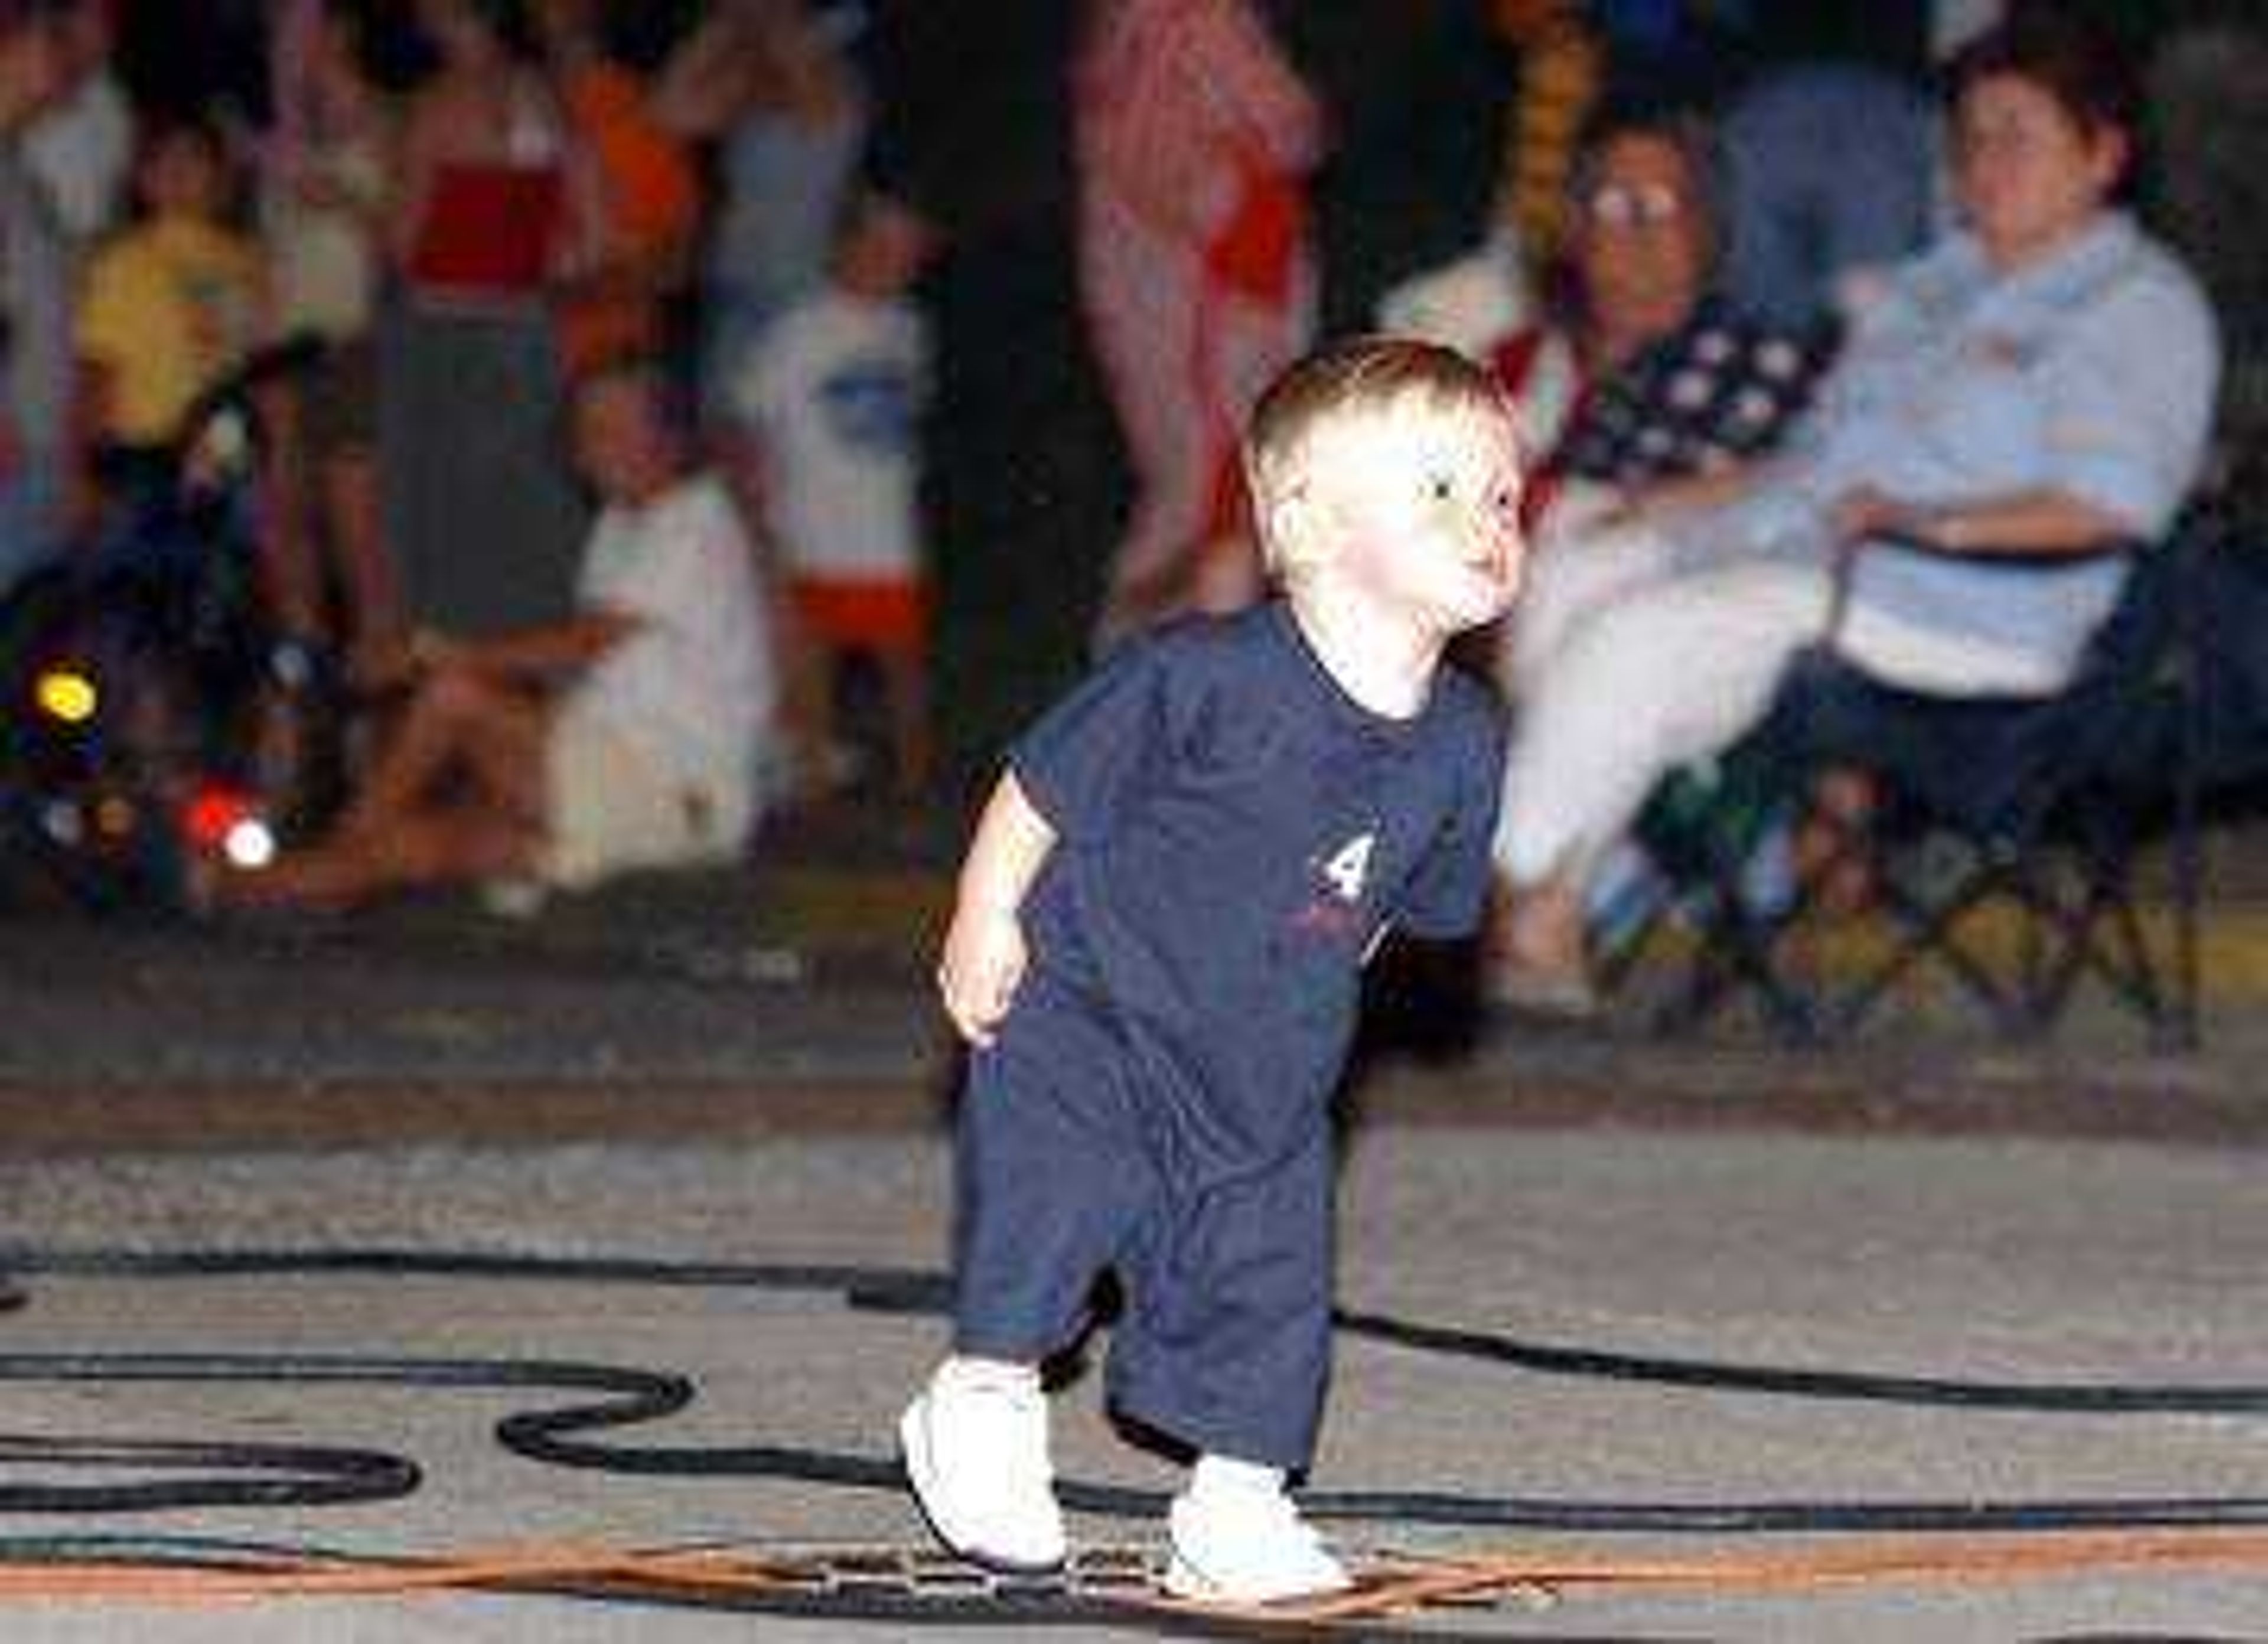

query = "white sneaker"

[
  {"left": 898, "top": 1363, "right": 1067, "bottom": 1575},
  {"left": 1164, "top": 1479, "right": 1351, "bottom": 1604}
]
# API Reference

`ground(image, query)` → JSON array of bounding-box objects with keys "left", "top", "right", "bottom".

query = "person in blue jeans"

[{"left": 898, "top": 338, "right": 1525, "bottom": 1605}]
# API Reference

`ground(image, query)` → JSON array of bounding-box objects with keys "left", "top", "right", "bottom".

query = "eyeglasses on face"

[{"left": 1579, "top": 181, "right": 1690, "bottom": 230}]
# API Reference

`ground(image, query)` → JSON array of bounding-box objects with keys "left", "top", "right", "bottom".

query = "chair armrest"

[
  {"left": 1859, "top": 524, "right": 2142, "bottom": 566},
  {"left": 1826, "top": 529, "right": 2145, "bottom": 644}
]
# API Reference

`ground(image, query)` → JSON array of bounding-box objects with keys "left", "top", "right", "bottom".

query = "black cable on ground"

[
  {"left": 0, "top": 1245, "right": 2263, "bottom": 1627},
  {"left": 0, "top": 1434, "right": 415, "bottom": 1513},
  {"left": 0, "top": 1350, "right": 689, "bottom": 1512}
]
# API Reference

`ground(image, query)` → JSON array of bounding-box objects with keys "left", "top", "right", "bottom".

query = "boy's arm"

[
  {"left": 941, "top": 632, "right": 1172, "bottom": 1041},
  {"left": 937, "top": 771, "right": 1058, "bottom": 1048}
]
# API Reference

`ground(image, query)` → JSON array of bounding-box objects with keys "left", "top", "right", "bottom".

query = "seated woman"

[
  {"left": 1488, "top": 12, "right": 2222, "bottom": 1009},
  {"left": 1489, "top": 102, "right": 1832, "bottom": 538}
]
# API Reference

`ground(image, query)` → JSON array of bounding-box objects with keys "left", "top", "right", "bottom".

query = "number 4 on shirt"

[{"left": 1320, "top": 833, "right": 1376, "bottom": 903}]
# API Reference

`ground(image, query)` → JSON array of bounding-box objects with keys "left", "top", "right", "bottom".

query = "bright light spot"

[
  {"left": 223, "top": 817, "right": 277, "bottom": 870},
  {"left": 33, "top": 668, "right": 97, "bottom": 725},
  {"left": 183, "top": 790, "right": 239, "bottom": 852},
  {"left": 183, "top": 783, "right": 269, "bottom": 864}
]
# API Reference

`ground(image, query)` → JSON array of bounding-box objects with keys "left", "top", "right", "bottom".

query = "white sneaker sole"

[
  {"left": 1162, "top": 1546, "right": 1353, "bottom": 1606},
  {"left": 898, "top": 1400, "right": 1067, "bottom": 1577}
]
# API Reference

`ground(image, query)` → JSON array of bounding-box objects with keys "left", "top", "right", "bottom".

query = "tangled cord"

[{"left": 1, "top": 1245, "right": 2266, "bottom": 1630}]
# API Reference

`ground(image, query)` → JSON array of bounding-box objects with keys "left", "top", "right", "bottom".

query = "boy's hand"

[{"left": 937, "top": 903, "right": 1027, "bottom": 1049}]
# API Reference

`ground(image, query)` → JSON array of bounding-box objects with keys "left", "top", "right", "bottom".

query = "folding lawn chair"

[{"left": 1611, "top": 511, "right": 2217, "bottom": 1049}]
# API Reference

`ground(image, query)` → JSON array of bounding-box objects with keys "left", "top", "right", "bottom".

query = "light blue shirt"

[{"left": 1705, "top": 212, "right": 2221, "bottom": 683}]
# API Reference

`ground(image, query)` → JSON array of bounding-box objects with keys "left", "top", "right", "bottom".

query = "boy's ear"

[{"left": 1263, "top": 476, "right": 1332, "bottom": 571}]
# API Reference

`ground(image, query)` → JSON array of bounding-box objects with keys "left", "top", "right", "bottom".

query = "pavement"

[
  {"left": 1, "top": 1128, "right": 2266, "bottom": 1639},
  {"left": 0, "top": 803, "right": 2265, "bottom": 1638}
]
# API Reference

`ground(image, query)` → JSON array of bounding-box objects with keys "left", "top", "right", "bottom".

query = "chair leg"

[
  {"left": 1591, "top": 886, "right": 1672, "bottom": 1004},
  {"left": 2019, "top": 832, "right": 2189, "bottom": 1045},
  {"left": 1720, "top": 900, "right": 1822, "bottom": 1041},
  {"left": 2170, "top": 514, "right": 2207, "bottom": 1051},
  {"left": 2110, "top": 874, "right": 2168, "bottom": 1021},
  {"left": 2169, "top": 852, "right": 2202, "bottom": 1052},
  {"left": 2002, "top": 854, "right": 2064, "bottom": 1040},
  {"left": 2019, "top": 855, "right": 2093, "bottom": 1029},
  {"left": 2008, "top": 849, "right": 2148, "bottom": 1039},
  {"left": 1649, "top": 878, "right": 1749, "bottom": 1035},
  {"left": 2171, "top": 693, "right": 2205, "bottom": 1051},
  {"left": 1836, "top": 844, "right": 2025, "bottom": 1037},
  {"left": 2014, "top": 854, "right": 2054, "bottom": 1032},
  {"left": 1648, "top": 833, "right": 1823, "bottom": 1042}
]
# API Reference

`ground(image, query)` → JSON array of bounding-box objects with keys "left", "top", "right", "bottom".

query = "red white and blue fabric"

[{"left": 1074, "top": 0, "right": 1321, "bottom": 625}]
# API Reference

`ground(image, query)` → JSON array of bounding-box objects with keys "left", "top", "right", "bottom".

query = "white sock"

[
  {"left": 936, "top": 1354, "right": 1041, "bottom": 1397},
  {"left": 1189, "top": 1453, "right": 1285, "bottom": 1501}
]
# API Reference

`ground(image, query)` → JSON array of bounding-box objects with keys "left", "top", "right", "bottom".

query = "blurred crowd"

[{"left": 0, "top": 0, "right": 2258, "bottom": 913}]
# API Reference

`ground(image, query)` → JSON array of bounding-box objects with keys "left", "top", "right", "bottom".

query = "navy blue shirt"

[{"left": 1009, "top": 601, "right": 1504, "bottom": 1182}]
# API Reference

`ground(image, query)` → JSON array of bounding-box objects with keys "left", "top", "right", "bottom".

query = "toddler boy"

[{"left": 900, "top": 338, "right": 1527, "bottom": 1604}]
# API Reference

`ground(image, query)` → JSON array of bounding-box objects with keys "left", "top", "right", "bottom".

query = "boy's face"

[{"left": 1292, "top": 403, "right": 1526, "bottom": 637}]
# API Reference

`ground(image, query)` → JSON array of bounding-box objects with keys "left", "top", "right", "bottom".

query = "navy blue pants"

[{"left": 951, "top": 976, "right": 1335, "bottom": 1471}]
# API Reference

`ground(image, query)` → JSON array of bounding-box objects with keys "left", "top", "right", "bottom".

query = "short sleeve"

[
  {"left": 1008, "top": 639, "right": 1173, "bottom": 845},
  {"left": 1394, "top": 700, "right": 1507, "bottom": 941},
  {"left": 2036, "top": 268, "right": 2220, "bottom": 537}
]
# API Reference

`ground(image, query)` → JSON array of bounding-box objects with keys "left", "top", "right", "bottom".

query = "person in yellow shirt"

[{"left": 75, "top": 115, "right": 264, "bottom": 510}]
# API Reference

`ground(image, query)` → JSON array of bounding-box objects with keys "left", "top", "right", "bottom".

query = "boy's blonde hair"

[{"left": 1243, "top": 337, "right": 1514, "bottom": 577}]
